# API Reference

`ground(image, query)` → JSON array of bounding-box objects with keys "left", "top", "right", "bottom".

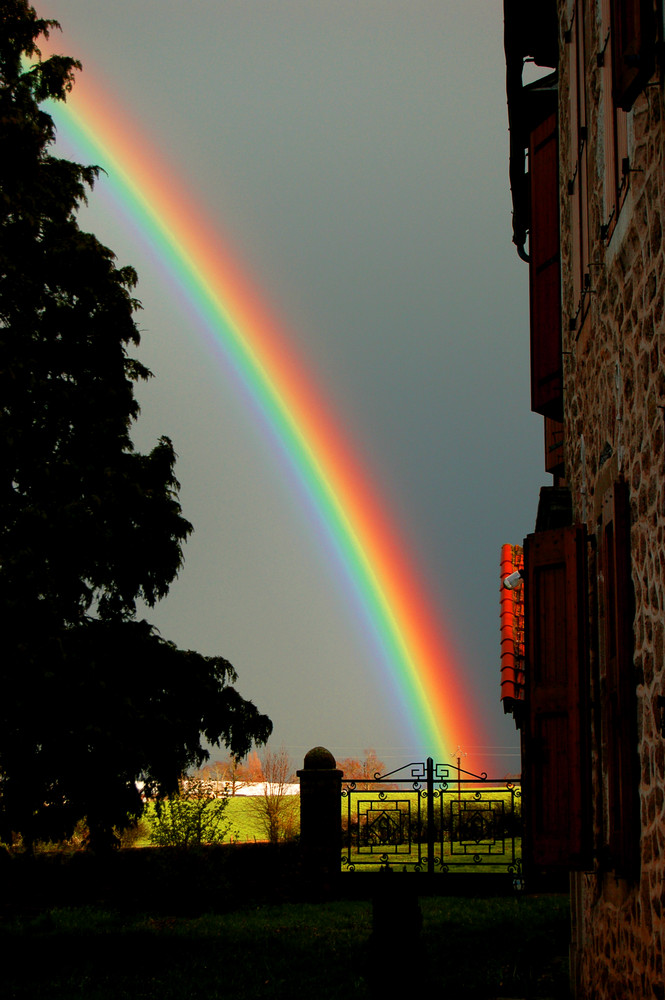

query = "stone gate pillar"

[{"left": 297, "top": 746, "right": 343, "bottom": 886}]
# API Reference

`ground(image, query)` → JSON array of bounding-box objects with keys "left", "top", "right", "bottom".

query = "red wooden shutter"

[
  {"left": 602, "top": 480, "right": 639, "bottom": 876},
  {"left": 529, "top": 113, "right": 563, "bottom": 420},
  {"left": 523, "top": 525, "right": 590, "bottom": 869},
  {"left": 611, "top": 0, "right": 654, "bottom": 111}
]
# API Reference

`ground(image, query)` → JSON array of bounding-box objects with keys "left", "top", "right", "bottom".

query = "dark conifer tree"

[{"left": 0, "top": 0, "right": 272, "bottom": 848}]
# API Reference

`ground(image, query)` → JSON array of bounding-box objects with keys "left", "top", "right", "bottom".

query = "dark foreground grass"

[{"left": 0, "top": 893, "right": 569, "bottom": 999}]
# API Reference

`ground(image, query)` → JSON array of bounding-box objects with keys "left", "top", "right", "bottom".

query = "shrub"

[{"left": 149, "top": 778, "right": 236, "bottom": 848}]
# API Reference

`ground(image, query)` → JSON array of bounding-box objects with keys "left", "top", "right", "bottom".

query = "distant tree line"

[{"left": 337, "top": 749, "right": 386, "bottom": 788}]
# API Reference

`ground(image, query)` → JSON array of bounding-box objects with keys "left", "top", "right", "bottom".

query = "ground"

[{"left": 0, "top": 845, "right": 570, "bottom": 999}]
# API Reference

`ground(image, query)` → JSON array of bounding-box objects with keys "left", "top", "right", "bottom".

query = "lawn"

[
  {"left": 137, "top": 794, "right": 300, "bottom": 846},
  {"left": 0, "top": 893, "right": 570, "bottom": 999},
  {"left": 224, "top": 795, "right": 299, "bottom": 842}
]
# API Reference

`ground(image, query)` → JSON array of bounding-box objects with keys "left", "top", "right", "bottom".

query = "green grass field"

[
  {"left": 137, "top": 795, "right": 300, "bottom": 846},
  {"left": 132, "top": 788, "right": 521, "bottom": 868},
  {"left": 224, "top": 796, "right": 299, "bottom": 842},
  {"left": 165, "top": 784, "right": 519, "bottom": 850}
]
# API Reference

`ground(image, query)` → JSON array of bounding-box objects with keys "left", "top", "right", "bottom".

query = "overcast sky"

[{"left": 40, "top": 0, "right": 546, "bottom": 772}]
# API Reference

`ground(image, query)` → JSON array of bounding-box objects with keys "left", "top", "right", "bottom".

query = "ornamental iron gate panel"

[{"left": 341, "top": 758, "right": 522, "bottom": 877}]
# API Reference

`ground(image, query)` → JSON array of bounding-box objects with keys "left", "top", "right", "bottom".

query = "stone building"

[{"left": 503, "top": 1, "right": 665, "bottom": 996}]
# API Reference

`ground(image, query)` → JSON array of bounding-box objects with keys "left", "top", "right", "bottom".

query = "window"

[
  {"left": 523, "top": 525, "right": 591, "bottom": 869},
  {"left": 600, "top": 480, "right": 639, "bottom": 876}
]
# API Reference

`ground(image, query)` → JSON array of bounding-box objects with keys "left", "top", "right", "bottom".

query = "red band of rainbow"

[{"left": 43, "top": 65, "right": 482, "bottom": 761}]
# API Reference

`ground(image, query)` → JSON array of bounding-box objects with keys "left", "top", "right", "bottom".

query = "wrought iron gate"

[{"left": 341, "top": 758, "right": 521, "bottom": 876}]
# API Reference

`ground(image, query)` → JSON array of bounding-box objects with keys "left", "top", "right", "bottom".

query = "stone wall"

[{"left": 557, "top": 2, "right": 665, "bottom": 996}]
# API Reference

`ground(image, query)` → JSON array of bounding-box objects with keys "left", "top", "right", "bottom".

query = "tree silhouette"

[{"left": 0, "top": 0, "right": 272, "bottom": 849}]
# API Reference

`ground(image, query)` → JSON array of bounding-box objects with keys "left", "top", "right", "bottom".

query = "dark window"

[{"left": 523, "top": 525, "right": 591, "bottom": 870}]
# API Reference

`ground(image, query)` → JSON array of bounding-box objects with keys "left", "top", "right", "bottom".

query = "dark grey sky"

[{"left": 42, "top": 0, "right": 546, "bottom": 771}]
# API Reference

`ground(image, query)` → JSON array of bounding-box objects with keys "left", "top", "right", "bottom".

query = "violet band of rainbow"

[{"left": 43, "top": 68, "right": 479, "bottom": 762}]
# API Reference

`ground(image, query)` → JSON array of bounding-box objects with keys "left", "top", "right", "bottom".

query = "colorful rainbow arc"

[{"left": 44, "top": 67, "right": 479, "bottom": 760}]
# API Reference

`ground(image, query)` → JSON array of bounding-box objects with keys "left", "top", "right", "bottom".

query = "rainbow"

[{"left": 43, "top": 60, "right": 481, "bottom": 761}]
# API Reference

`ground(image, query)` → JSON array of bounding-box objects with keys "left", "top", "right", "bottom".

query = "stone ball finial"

[{"left": 303, "top": 746, "right": 336, "bottom": 769}]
